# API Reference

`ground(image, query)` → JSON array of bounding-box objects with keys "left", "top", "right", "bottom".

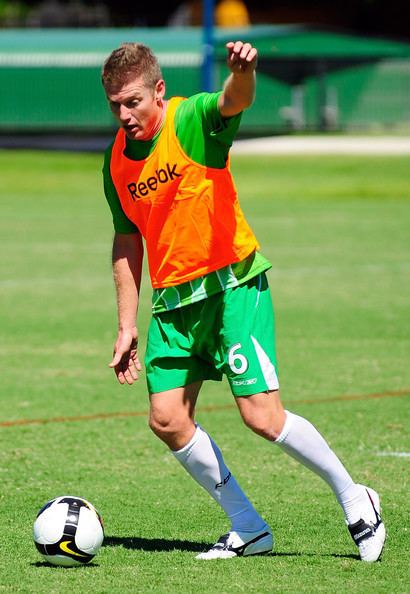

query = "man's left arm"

[{"left": 218, "top": 41, "right": 258, "bottom": 118}]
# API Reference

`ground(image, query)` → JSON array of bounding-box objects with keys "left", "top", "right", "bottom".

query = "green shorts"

[{"left": 145, "top": 272, "right": 279, "bottom": 396}]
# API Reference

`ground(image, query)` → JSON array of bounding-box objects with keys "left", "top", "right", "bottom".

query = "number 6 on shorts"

[{"left": 228, "top": 343, "right": 249, "bottom": 375}]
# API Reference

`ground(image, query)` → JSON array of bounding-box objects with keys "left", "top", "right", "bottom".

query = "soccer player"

[{"left": 101, "top": 41, "right": 385, "bottom": 561}]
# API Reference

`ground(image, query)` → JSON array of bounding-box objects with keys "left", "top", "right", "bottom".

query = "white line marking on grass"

[
  {"left": 232, "top": 136, "right": 410, "bottom": 155},
  {"left": 376, "top": 452, "right": 410, "bottom": 458}
]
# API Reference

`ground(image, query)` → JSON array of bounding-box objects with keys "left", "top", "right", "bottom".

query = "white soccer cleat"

[
  {"left": 347, "top": 486, "right": 386, "bottom": 562},
  {"left": 196, "top": 525, "right": 273, "bottom": 560}
]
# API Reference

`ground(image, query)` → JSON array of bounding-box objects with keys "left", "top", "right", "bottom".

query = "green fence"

[
  {"left": 1, "top": 26, "right": 409, "bottom": 134},
  {"left": 0, "top": 65, "right": 202, "bottom": 131}
]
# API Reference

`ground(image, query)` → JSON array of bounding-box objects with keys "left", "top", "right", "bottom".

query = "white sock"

[
  {"left": 276, "top": 411, "right": 365, "bottom": 524},
  {"left": 172, "top": 424, "right": 266, "bottom": 533}
]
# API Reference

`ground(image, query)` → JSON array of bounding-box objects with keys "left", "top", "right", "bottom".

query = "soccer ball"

[{"left": 33, "top": 496, "right": 104, "bottom": 567}]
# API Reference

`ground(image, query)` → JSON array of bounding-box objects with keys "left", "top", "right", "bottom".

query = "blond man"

[{"left": 101, "top": 41, "right": 385, "bottom": 561}]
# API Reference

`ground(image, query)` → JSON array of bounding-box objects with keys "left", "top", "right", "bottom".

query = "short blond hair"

[{"left": 102, "top": 43, "right": 162, "bottom": 91}]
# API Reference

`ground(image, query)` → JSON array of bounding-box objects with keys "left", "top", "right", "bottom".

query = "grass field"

[{"left": 0, "top": 149, "right": 409, "bottom": 593}]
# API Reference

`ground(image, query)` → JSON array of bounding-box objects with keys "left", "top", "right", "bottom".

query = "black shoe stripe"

[
  {"left": 348, "top": 491, "right": 383, "bottom": 546},
  {"left": 230, "top": 531, "right": 271, "bottom": 557},
  {"left": 365, "top": 489, "right": 382, "bottom": 528}
]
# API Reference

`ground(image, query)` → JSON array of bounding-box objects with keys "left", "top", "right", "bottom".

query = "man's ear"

[{"left": 155, "top": 79, "right": 166, "bottom": 101}]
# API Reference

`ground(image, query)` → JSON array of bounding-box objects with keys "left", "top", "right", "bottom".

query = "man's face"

[{"left": 106, "top": 75, "right": 165, "bottom": 141}]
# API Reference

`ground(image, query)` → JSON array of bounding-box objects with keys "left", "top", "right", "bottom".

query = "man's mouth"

[{"left": 123, "top": 123, "right": 139, "bottom": 133}]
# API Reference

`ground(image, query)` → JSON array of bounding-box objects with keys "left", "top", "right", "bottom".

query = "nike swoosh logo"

[{"left": 59, "top": 540, "right": 88, "bottom": 557}]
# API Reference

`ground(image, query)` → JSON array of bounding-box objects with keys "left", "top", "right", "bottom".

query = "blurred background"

[{"left": 0, "top": 0, "right": 409, "bottom": 141}]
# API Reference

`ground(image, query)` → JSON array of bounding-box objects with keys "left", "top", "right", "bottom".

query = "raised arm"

[
  {"left": 109, "top": 231, "right": 144, "bottom": 384},
  {"left": 218, "top": 41, "right": 258, "bottom": 118}
]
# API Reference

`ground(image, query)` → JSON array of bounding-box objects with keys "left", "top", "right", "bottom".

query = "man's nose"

[{"left": 119, "top": 105, "right": 131, "bottom": 120}]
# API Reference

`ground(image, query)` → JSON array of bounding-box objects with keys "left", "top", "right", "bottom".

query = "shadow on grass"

[
  {"left": 104, "top": 536, "right": 359, "bottom": 560},
  {"left": 30, "top": 561, "right": 99, "bottom": 568},
  {"left": 273, "top": 551, "right": 359, "bottom": 560},
  {"left": 104, "top": 535, "right": 209, "bottom": 553}
]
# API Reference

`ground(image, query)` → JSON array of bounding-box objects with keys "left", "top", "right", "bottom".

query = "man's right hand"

[{"left": 109, "top": 328, "right": 142, "bottom": 384}]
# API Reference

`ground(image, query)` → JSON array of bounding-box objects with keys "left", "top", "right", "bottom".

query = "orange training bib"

[{"left": 110, "top": 97, "right": 259, "bottom": 288}]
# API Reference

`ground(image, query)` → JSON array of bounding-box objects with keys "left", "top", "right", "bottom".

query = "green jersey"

[{"left": 103, "top": 92, "right": 271, "bottom": 313}]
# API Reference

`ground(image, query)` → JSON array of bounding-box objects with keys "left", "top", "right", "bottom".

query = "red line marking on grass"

[
  {"left": 0, "top": 410, "right": 148, "bottom": 428},
  {"left": 287, "top": 389, "right": 410, "bottom": 405},
  {"left": 1, "top": 389, "right": 409, "bottom": 428}
]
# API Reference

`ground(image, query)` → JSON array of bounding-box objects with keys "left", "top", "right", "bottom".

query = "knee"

[
  {"left": 148, "top": 410, "right": 175, "bottom": 440},
  {"left": 241, "top": 408, "right": 286, "bottom": 441},
  {"left": 148, "top": 410, "right": 194, "bottom": 450}
]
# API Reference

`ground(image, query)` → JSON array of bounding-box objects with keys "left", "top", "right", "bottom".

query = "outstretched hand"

[
  {"left": 109, "top": 328, "right": 142, "bottom": 385},
  {"left": 226, "top": 41, "right": 258, "bottom": 74}
]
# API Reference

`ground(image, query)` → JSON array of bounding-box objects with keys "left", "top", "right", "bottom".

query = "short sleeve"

[
  {"left": 174, "top": 92, "right": 242, "bottom": 167},
  {"left": 102, "top": 144, "right": 139, "bottom": 234},
  {"left": 200, "top": 92, "right": 242, "bottom": 146},
  {"left": 188, "top": 92, "right": 242, "bottom": 147}
]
